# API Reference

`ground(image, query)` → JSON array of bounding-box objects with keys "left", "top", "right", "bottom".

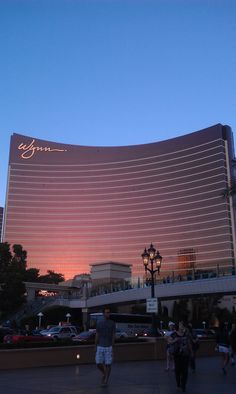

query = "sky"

[{"left": 0, "top": 0, "right": 236, "bottom": 207}]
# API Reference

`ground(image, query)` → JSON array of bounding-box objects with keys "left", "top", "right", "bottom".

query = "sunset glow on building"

[{"left": 3, "top": 124, "right": 236, "bottom": 279}]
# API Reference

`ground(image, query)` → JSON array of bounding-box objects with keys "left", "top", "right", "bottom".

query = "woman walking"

[
  {"left": 229, "top": 323, "right": 236, "bottom": 366},
  {"left": 169, "top": 321, "right": 193, "bottom": 392},
  {"left": 216, "top": 322, "right": 230, "bottom": 374},
  {"left": 165, "top": 321, "right": 176, "bottom": 371}
]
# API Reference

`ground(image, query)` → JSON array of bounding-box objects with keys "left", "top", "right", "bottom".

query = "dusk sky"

[{"left": 0, "top": 0, "right": 236, "bottom": 207}]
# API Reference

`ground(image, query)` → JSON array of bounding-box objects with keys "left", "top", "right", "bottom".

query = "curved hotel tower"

[{"left": 3, "top": 124, "right": 236, "bottom": 280}]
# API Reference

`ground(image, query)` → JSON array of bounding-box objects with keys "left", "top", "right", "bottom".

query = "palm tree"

[
  {"left": 222, "top": 182, "right": 236, "bottom": 198},
  {"left": 222, "top": 159, "right": 236, "bottom": 199}
]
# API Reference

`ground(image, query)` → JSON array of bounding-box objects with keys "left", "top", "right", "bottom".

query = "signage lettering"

[{"left": 18, "top": 139, "right": 67, "bottom": 159}]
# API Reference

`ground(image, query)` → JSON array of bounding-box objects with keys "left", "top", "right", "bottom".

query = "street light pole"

[
  {"left": 142, "top": 243, "right": 162, "bottom": 336},
  {"left": 66, "top": 313, "right": 71, "bottom": 323},
  {"left": 37, "top": 312, "right": 44, "bottom": 328}
]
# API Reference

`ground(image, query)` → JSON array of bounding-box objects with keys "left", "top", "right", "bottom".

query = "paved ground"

[{"left": 1, "top": 357, "right": 236, "bottom": 394}]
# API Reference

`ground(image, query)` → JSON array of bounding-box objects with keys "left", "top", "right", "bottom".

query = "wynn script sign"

[{"left": 18, "top": 139, "right": 67, "bottom": 159}]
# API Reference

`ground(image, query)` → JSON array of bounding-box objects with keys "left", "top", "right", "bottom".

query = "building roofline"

[{"left": 90, "top": 261, "right": 132, "bottom": 268}]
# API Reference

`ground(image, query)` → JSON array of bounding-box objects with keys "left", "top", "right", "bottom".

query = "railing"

[
  {"left": 3, "top": 266, "right": 236, "bottom": 324},
  {"left": 89, "top": 266, "right": 235, "bottom": 298},
  {"left": 5, "top": 297, "right": 58, "bottom": 324}
]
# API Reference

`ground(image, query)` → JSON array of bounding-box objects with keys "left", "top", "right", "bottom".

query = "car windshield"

[{"left": 47, "top": 327, "right": 61, "bottom": 333}]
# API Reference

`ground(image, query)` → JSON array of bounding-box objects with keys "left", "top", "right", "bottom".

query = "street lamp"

[
  {"left": 66, "top": 313, "right": 71, "bottom": 323},
  {"left": 142, "top": 243, "right": 162, "bottom": 336},
  {"left": 37, "top": 312, "right": 44, "bottom": 328}
]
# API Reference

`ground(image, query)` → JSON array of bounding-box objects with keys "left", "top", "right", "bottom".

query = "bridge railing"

[{"left": 89, "top": 265, "right": 235, "bottom": 298}]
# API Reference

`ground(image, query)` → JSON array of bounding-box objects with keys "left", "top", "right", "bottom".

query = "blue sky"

[{"left": 0, "top": 0, "right": 236, "bottom": 207}]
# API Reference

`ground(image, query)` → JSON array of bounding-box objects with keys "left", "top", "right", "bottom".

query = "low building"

[
  {"left": 90, "top": 261, "right": 132, "bottom": 287},
  {"left": 59, "top": 273, "right": 91, "bottom": 289}
]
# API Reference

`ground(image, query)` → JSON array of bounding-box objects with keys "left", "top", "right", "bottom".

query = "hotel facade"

[{"left": 2, "top": 124, "right": 236, "bottom": 280}]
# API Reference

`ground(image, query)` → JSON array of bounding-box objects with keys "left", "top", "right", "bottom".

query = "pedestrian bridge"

[{"left": 53, "top": 275, "right": 236, "bottom": 309}]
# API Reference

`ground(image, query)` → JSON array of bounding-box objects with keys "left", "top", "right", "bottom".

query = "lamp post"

[
  {"left": 37, "top": 312, "right": 44, "bottom": 328},
  {"left": 66, "top": 313, "right": 71, "bottom": 323},
  {"left": 142, "top": 243, "right": 162, "bottom": 336}
]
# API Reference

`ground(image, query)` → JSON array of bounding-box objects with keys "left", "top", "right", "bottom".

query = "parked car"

[
  {"left": 0, "top": 327, "right": 14, "bottom": 343},
  {"left": 3, "top": 333, "right": 54, "bottom": 344},
  {"left": 115, "top": 329, "right": 128, "bottom": 339},
  {"left": 135, "top": 328, "right": 163, "bottom": 337},
  {"left": 40, "top": 325, "right": 78, "bottom": 340},
  {"left": 192, "top": 328, "right": 216, "bottom": 339},
  {"left": 72, "top": 329, "right": 96, "bottom": 343}
]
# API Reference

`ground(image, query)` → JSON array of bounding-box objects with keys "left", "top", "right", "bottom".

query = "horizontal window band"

[
  {"left": 10, "top": 138, "right": 224, "bottom": 167},
  {"left": 9, "top": 151, "right": 224, "bottom": 178}
]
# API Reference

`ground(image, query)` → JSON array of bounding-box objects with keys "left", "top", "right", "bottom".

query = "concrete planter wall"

[{"left": 0, "top": 339, "right": 217, "bottom": 370}]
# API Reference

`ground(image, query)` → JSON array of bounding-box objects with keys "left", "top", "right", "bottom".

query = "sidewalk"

[{"left": 1, "top": 357, "right": 236, "bottom": 394}]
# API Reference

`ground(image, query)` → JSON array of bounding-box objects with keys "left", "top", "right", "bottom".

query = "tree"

[
  {"left": 222, "top": 159, "right": 236, "bottom": 199},
  {"left": 191, "top": 295, "right": 221, "bottom": 327},
  {"left": 0, "top": 242, "right": 66, "bottom": 322},
  {"left": 24, "top": 268, "right": 40, "bottom": 282},
  {"left": 38, "top": 270, "right": 65, "bottom": 284},
  {"left": 172, "top": 299, "right": 190, "bottom": 323},
  {"left": 222, "top": 183, "right": 236, "bottom": 198},
  {"left": 0, "top": 243, "right": 27, "bottom": 318},
  {"left": 0, "top": 242, "right": 12, "bottom": 272}
]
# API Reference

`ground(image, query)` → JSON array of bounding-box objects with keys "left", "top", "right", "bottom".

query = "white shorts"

[
  {"left": 218, "top": 345, "right": 230, "bottom": 354},
  {"left": 96, "top": 346, "right": 113, "bottom": 365}
]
